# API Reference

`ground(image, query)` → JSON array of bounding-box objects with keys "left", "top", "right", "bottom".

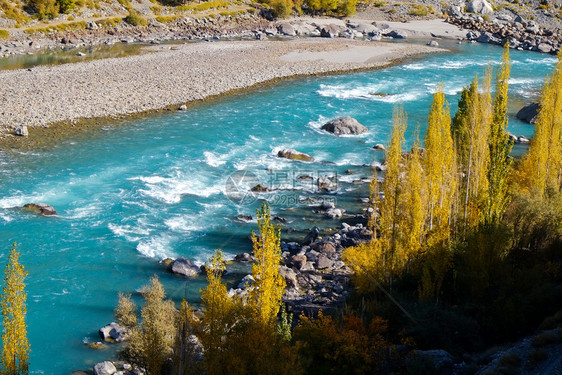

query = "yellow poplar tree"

[
  {"left": 400, "top": 136, "right": 425, "bottom": 263},
  {"left": 520, "top": 51, "right": 562, "bottom": 194},
  {"left": 127, "top": 276, "right": 177, "bottom": 375},
  {"left": 452, "top": 74, "right": 491, "bottom": 228},
  {"left": 486, "top": 44, "right": 513, "bottom": 224},
  {"left": 379, "top": 106, "right": 407, "bottom": 277},
  {"left": 199, "top": 249, "right": 233, "bottom": 375},
  {"left": 249, "top": 202, "right": 285, "bottom": 327},
  {"left": 1, "top": 243, "right": 29, "bottom": 375},
  {"left": 424, "top": 87, "right": 457, "bottom": 240}
]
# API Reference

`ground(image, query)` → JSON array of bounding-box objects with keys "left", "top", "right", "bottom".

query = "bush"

[
  {"left": 270, "top": 0, "right": 293, "bottom": 18},
  {"left": 57, "top": 0, "right": 75, "bottom": 13},
  {"left": 26, "top": 0, "right": 59, "bottom": 19},
  {"left": 0, "top": 29, "right": 8, "bottom": 38},
  {"left": 527, "top": 348, "right": 547, "bottom": 369},
  {"left": 124, "top": 10, "right": 147, "bottom": 26},
  {"left": 531, "top": 331, "right": 560, "bottom": 347}
]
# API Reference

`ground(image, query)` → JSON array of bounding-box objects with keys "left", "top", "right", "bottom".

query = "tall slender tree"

[
  {"left": 379, "top": 106, "right": 407, "bottom": 277},
  {"left": 486, "top": 44, "right": 513, "bottom": 224},
  {"left": 249, "top": 202, "right": 285, "bottom": 327},
  {"left": 452, "top": 74, "right": 492, "bottom": 228},
  {"left": 1, "top": 243, "right": 29, "bottom": 375},
  {"left": 520, "top": 51, "right": 562, "bottom": 194},
  {"left": 424, "top": 86, "right": 457, "bottom": 240}
]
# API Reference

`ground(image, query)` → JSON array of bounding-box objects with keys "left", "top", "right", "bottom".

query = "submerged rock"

[
  {"left": 321, "top": 117, "right": 368, "bottom": 136},
  {"left": 251, "top": 184, "right": 270, "bottom": 192},
  {"left": 85, "top": 341, "right": 107, "bottom": 350},
  {"left": 516, "top": 102, "right": 539, "bottom": 124},
  {"left": 277, "top": 149, "right": 314, "bottom": 162},
  {"left": 22, "top": 203, "right": 57, "bottom": 216},
  {"left": 170, "top": 257, "right": 200, "bottom": 278}
]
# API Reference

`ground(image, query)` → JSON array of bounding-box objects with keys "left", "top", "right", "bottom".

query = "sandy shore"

[{"left": 0, "top": 38, "right": 441, "bottom": 139}]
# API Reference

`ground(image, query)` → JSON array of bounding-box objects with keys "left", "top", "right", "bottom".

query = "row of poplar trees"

[
  {"left": 344, "top": 46, "right": 562, "bottom": 299},
  {"left": 114, "top": 202, "right": 295, "bottom": 375}
]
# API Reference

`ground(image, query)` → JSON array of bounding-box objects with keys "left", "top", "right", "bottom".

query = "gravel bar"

[{"left": 0, "top": 38, "right": 440, "bottom": 132}]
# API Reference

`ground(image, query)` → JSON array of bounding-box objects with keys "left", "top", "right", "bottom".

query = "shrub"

[
  {"left": 408, "top": 4, "right": 428, "bottom": 16},
  {"left": 531, "top": 331, "right": 560, "bottom": 347},
  {"left": 57, "top": 0, "right": 75, "bottom": 13},
  {"left": 497, "top": 353, "right": 521, "bottom": 373},
  {"left": 26, "top": 0, "right": 59, "bottom": 19},
  {"left": 527, "top": 348, "right": 547, "bottom": 369},
  {"left": 270, "top": 0, "right": 293, "bottom": 18},
  {"left": 155, "top": 15, "right": 180, "bottom": 23},
  {"left": 0, "top": 29, "right": 8, "bottom": 38},
  {"left": 124, "top": 10, "right": 147, "bottom": 26}
]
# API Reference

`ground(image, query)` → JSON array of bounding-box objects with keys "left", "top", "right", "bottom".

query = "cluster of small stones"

[
  {"left": 446, "top": 13, "right": 561, "bottom": 53},
  {"left": 230, "top": 216, "right": 372, "bottom": 316}
]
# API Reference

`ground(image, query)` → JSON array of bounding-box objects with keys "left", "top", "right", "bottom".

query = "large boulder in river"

[
  {"left": 277, "top": 149, "right": 314, "bottom": 162},
  {"left": 99, "top": 322, "right": 129, "bottom": 342},
  {"left": 321, "top": 117, "right": 367, "bottom": 136},
  {"left": 22, "top": 203, "right": 57, "bottom": 216},
  {"left": 170, "top": 257, "right": 200, "bottom": 278},
  {"left": 516, "top": 102, "right": 539, "bottom": 124},
  {"left": 466, "top": 0, "right": 493, "bottom": 14}
]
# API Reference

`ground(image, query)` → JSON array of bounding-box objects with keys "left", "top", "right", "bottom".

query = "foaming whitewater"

[{"left": 0, "top": 42, "right": 556, "bottom": 375}]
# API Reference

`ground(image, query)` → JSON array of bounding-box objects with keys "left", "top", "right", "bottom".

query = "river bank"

[{"left": 0, "top": 37, "right": 442, "bottom": 146}]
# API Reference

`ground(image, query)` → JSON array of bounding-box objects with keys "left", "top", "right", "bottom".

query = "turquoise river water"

[{"left": 0, "top": 40, "right": 557, "bottom": 374}]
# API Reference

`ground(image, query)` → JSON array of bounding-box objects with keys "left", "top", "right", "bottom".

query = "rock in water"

[
  {"left": 277, "top": 149, "right": 314, "bottom": 162},
  {"left": 22, "top": 203, "right": 57, "bottom": 216},
  {"left": 14, "top": 126, "right": 28, "bottom": 137},
  {"left": 93, "top": 361, "right": 117, "bottom": 375},
  {"left": 170, "top": 257, "right": 200, "bottom": 278},
  {"left": 99, "top": 322, "right": 129, "bottom": 342},
  {"left": 321, "top": 117, "right": 368, "bottom": 135},
  {"left": 516, "top": 102, "right": 539, "bottom": 124}
]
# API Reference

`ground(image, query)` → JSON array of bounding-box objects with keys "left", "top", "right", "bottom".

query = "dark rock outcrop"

[{"left": 516, "top": 102, "right": 540, "bottom": 124}]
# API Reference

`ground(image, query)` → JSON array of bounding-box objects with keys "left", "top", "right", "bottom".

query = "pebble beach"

[{"left": 0, "top": 38, "right": 439, "bottom": 136}]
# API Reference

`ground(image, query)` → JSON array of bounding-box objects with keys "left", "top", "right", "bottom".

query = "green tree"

[
  {"left": 249, "top": 202, "right": 285, "bottom": 327},
  {"left": 1, "top": 243, "right": 29, "bottom": 375}
]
